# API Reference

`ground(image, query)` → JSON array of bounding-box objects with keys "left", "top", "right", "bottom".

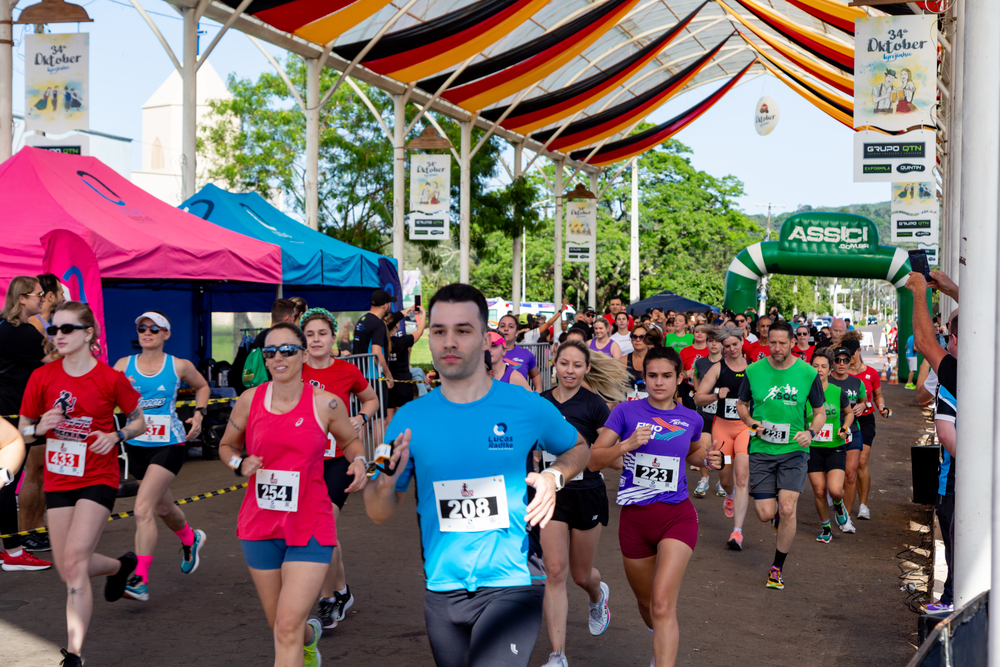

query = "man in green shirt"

[
  {"left": 736, "top": 320, "right": 826, "bottom": 591},
  {"left": 665, "top": 314, "right": 693, "bottom": 352}
]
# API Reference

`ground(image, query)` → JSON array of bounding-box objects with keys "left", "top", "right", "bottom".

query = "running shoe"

[
  {"left": 727, "top": 530, "right": 743, "bottom": 551},
  {"left": 59, "top": 649, "right": 82, "bottom": 667},
  {"left": 331, "top": 586, "right": 354, "bottom": 622},
  {"left": 858, "top": 504, "right": 871, "bottom": 520},
  {"left": 723, "top": 497, "right": 734, "bottom": 518},
  {"left": 124, "top": 575, "right": 149, "bottom": 601},
  {"left": 22, "top": 533, "right": 51, "bottom": 552},
  {"left": 922, "top": 602, "right": 954, "bottom": 615},
  {"left": 833, "top": 502, "right": 848, "bottom": 526},
  {"left": 180, "top": 529, "right": 206, "bottom": 574},
  {"left": 766, "top": 566, "right": 784, "bottom": 590},
  {"left": 816, "top": 528, "right": 832, "bottom": 544},
  {"left": 318, "top": 597, "right": 338, "bottom": 630},
  {"left": 105, "top": 551, "right": 137, "bottom": 602},
  {"left": 588, "top": 581, "right": 610, "bottom": 636},
  {"left": 1, "top": 549, "right": 51, "bottom": 571},
  {"left": 690, "top": 464, "right": 700, "bottom": 471},
  {"left": 905, "top": 383, "right": 917, "bottom": 390},
  {"left": 840, "top": 516, "right": 857, "bottom": 534},
  {"left": 694, "top": 477, "right": 709, "bottom": 497},
  {"left": 304, "top": 617, "right": 323, "bottom": 667},
  {"left": 716, "top": 483, "right": 726, "bottom": 497},
  {"left": 543, "top": 651, "right": 569, "bottom": 667}
]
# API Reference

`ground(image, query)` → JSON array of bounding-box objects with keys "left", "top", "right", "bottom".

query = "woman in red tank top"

[{"left": 219, "top": 323, "right": 366, "bottom": 667}]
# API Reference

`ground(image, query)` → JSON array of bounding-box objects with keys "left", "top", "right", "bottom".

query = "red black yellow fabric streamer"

[
  {"left": 782, "top": 0, "right": 867, "bottom": 36},
  {"left": 749, "top": 41, "right": 853, "bottom": 128}
]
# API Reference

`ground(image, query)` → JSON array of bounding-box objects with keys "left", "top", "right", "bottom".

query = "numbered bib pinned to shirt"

[
  {"left": 134, "top": 415, "right": 171, "bottom": 444},
  {"left": 702, "top": 400, "right": 718, "bottom": 415},
  {"left": 723, "top": 398, "right": 739, "bottom": 419},
  {"left": 758, "top": 420, "right": 791, "bottom": 444},
  {"left": 324, "top": 433, "right": 337, "bottom": 458},
  {"left": 814, "top": 424, "right": 833, "bottom": 443},
  {"left": 631, "top": 452, "right": 680, "bottom": 492},
  {"left": 46, "top": 439, "right": 86, "bottom": 477},
  {"left": 541, "top": 450, "right": 583, "bottom": 482},
  {"left": 433, "top": 476, "right": 510, "bottom": 533},
  {"left": 255, "top": 469, "right": 300, "bottom": 512}
]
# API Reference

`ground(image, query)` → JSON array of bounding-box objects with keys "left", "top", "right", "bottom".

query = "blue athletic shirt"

[
  {"left": 124, "top": 355, "right": 186, "bottom": 446},
  {"left": 391, "top": 380, "right": 577, "bottom": 592}
]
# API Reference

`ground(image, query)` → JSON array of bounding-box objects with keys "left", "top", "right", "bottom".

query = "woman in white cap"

[{"left": 111, "top": 310, "right": 211, "bottom": 601}]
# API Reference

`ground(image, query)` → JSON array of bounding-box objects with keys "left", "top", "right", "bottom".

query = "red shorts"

[{"left": 618, "top": 499, "right": 699, "bottom": 559}]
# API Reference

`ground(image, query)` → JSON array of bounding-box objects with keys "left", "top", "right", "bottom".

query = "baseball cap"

[
  {"left": 841, "top": 339, "right": 861, "bottom": 355},
  {"left": 135, "top": 311, "right": 170, "bottom": 331},
  {"left": 371, "top": 289, "right": 393, "bottom": 306},
  {"left": 832, "top": 346, "right": 852, "bottom": 359},
  {"left": 584, "top": 307, "right": 596, "bottom": 315},
  {"left": 488, "top": 331, "right": 505, "bottom": 347},
  {"left": 386, "top": 311, "right": 406, "bottom": 328}
]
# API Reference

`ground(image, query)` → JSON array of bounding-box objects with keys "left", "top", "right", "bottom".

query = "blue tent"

[
  {"left": 181, "top": 184, "right": 399, "bottom": 313},
  {"left": 628, "top": 289, "right": 718, "bottom": 316}
]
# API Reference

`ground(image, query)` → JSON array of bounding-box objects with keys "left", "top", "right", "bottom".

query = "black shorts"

[
  {"left": 125, "top": 444, "right": 186, "bottom": 480},
  {"left": 551, "top": 484, "right": 609, "bottom": 531},
  {"left": 386, "top": 381, "right": 416, "bottom": 410},
  {"left": 857, "top": 413, "right": 876, "bottom": 447},
  {"left": 700, "top": 413, "right": 714, "bottom": 434},
  {"left": 323, "top": 456, "right": 352, "bottom": 509},
  {"left": 46, "top": 484, "right": 117, "bottom": 512},
  {"left": 808, "top": 446, "right": 847, "bottom": 474}
]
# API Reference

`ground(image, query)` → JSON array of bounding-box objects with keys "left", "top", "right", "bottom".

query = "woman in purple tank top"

[
  {"left": 487, "top": 331, "right": 530, "bottom": 389},
  {"left": 589, "top": 318, "right": 622, "bottom": 359}
]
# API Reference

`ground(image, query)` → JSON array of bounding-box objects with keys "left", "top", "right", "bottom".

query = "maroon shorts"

[{"left": 618, "top": 499, "right": 699, "bottom": 559}]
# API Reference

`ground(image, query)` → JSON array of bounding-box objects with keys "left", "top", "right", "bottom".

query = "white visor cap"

[{"left": 135, "top": 311, "right": 171, "bottom": 331}]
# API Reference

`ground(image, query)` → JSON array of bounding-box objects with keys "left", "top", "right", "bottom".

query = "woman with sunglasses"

[
  {"left": 300, "top": 308, "right": 378, "bottom": 631},
  {"left": 111, "top": 311, "right": 210, "bottom": 602},
  {"left": 808, "top": 350, "right": 854, "bottom": 543},
  {"left": 488, "top": 331, "right": 531, "bottom": 389},
  {"left": 19, "top": 302, "right": 147, "bottom": 667},
  {"left": 828, "top": 346, "right": 864, "bottom": 534},
  {"left": 621, "top": 325, "right": 659, "bottom": 389},
  {"left": 220, "top": 323, "right": 366, "bottom": 667},
  {"left": 790, "top": 325, "right": 815, "bottom": 362}
]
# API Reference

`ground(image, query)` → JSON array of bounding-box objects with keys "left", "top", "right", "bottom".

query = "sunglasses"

[
  {"left": 22, "top": 292, "right": 45, "bottom": 299},
  {"left": 47, "top": 324, "right": 87, "bottom": 336},
  {"left": 137, "top": 325, "right": 164, "bottom": 334},
  {"left": 261, "top": 344, "right": 305, "bottom": 359},
  {"left": 796, "top": 332, "right": 809, "bottom": 336},
  {"left": 630, "top": 334, "right": 646, "bottom": 340},
  {"left": 735, "top": 319, "right": 745, "bottom": 324},
  {"left": 834, "top": 358, "right": 851, "bottom": 364}
]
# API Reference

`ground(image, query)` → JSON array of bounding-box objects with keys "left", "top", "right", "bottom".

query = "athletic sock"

[
  {"left": 833, "top": 500, "right": 844, "bottom": 510},
  {"left": 6, "top": 546, "right": 23, "bottom": 558},
  {"left": 135, "top": 555, "right": 154, "bottom": 583},
  {"left": 174, "top": 523, "right": 195, "bottom": 546},
  {"left": 733, "top": 527, "right": 742, "bottom": 534},
  {"left": 337, "top": 587, "right": 348, "bottom": 596},
  {"left": 821, "top": 521, "right": 832, "bottom": 532},
  {"left": 726, "top": 490, "right": 735, "bottom": 500},
  {"left": 773, "top": 549, "right": 787, "bottom": 570}
]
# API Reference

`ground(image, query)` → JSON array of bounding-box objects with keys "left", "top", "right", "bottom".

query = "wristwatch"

[
  {"left": 116, "top": 429, "right": 126, "bottom": 443},
  {"left": 361, "top": 413, "right": 369, "bottom": 424},
  {"left": 809, "top": 429, "right": 817, "bottom": 439},
  {"left": 194, "top": 407, "right": 208, "bottom": 417},
  {"left": 21, "top": 424, "right": 35, "bottom": 438},
  {"left": 229, "top": 455, "right": 244, "bottom": 476},
  {"left": 541, "top": 468, "right": 565, "bottom": 492},
  {"left": 0, "top": 468, "right": 11, "bottom": 487}
]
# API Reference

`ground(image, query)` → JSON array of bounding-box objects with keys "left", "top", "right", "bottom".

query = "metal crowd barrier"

[
  {"left": 521, "top": 342, "right": 554, "bottom": 392},
  {"left": 340, "top": 352, "right": 387, "bottom": 460},
  {"left": 907, "top": 590, "right": 988, "bottom": 667}
]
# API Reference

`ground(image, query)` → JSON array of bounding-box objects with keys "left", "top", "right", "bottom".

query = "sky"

[{"left": 9, "top": 0, "right": 890, "bottom": 215}]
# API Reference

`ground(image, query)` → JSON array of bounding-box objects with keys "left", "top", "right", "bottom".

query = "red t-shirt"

[
  {"left": 790, "top": 345, "right": 815, "bottom": 363},
  {"left": 679, "top": 345, "right": 710, "bottom": 371},
  {"left": 746, "top": 342, "right": 771, "bottom": 363},
  {"left": 302, "top": 360, "right": 369, "bottom": 459},
  {"left": 850, "top": 365, "right": 881, "bottom": 416},
  {"left": 21, "top": 359, "right": 140, "bottom": 493},
  {"left": 604, "top": 313, "right": 634, "bottom": 330}
]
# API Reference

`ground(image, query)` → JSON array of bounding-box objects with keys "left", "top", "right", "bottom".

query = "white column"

[
  {"left": 511, "top": 142, "right": 523, "bottom": 315},
  {"left": 304, "top": 58, "right": 320, "bottom": 230},
  {"left": 588, "top": 171, "right": 598, "bottom": 310},
  {"left": 956, "top": 0, "right": 998, "bottom": 610},
  {"left": 181, "top": 7, "right": 197, "bottom": 200},
  {"left": 629, "top": 157, "right": 639, "bottom": 303},
  {"left": 392, "top": 94, "right": 405, "bottom": 273},
  {"left": 0, "top": 0, "right": 12, "bottom": 161},
  {"left": 553, "top": 158, "right": 564, "bottom": 334},
  {"left": 945, "top": 0, "right": 965, "bottom": 320},
  {"left": 460, "top": 120, "right": 471, "bottom": 284}
]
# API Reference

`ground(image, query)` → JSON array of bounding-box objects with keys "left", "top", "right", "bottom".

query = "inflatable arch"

[{"left": 722, "top": 212, "right": 920, "bottom": 378}]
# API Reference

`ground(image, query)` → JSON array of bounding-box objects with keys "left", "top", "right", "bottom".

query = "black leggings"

[
  {"left": 1, "top": 468, "right": 22, "bottom": 550},
  {"left": 424, "top": 586, "right": 544, "bottom": 667}
]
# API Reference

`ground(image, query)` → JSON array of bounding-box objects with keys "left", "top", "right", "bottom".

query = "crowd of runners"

[{"left": 0, "top": 271, "right": 932, "bottom": 667}]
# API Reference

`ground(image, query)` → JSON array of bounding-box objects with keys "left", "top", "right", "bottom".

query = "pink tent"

[{"left": 0, "top": 147, "right": 282, "bottom": 286}]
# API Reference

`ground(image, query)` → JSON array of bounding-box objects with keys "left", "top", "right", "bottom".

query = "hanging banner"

[
  {"left": 754, "top": 96, "right": 779, "bottom": 136},
  {"left": 890, "top": 181, "right": 939, "bottom": 243},
  {"left": 566, "top": 242, "right": 593, "bottom": 263},
  {"left": 408, "top": 212, "right": 449, "bottom": 240},
  {"left": 25, "top": 34, "right": 89, "bottom": 135},
  {"left": 409, "top": 154, "right": 451, "bottom": 214},
  {"left": 854, "top": 15, "right": 937, "bottom": 132},
  {"left": 565, "top": 200, "right": 596, "bottom": 245},
  {"left": 853, "top": 129, "right": 935, "bottom": 182},
  {"left": 41, "top": 230, "right": 107, "bottom": 363}
]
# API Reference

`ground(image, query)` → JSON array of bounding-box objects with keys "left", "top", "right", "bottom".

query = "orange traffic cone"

[
  {"left": 881, "top": 364, "right": 889, "bottom": 383},
  {"left": 889, "top": 364, "right": 898, "bottom": 385}
]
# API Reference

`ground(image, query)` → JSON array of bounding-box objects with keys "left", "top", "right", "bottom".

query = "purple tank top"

[
  {"left": 500, "top": 363, "right": 516, "bottom": 384},
  {"left": 589, "top": 338, "right": 613, "bottom": 355}
]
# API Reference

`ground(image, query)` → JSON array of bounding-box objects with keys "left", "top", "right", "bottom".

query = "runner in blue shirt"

[{"left": 363, "top": 284, "right": 588, "bottom": 667}]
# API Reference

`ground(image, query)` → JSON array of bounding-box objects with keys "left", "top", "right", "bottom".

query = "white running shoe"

[
  {"left": 588, "top": 581, "right": 610, "bottom": 635},
  {"left": 716, "top": 483, "right": 726, "bottom": 497},
  {"left": 694, "top": 477, "right": 709, "bottom": 497},
  {"left": 543, "top": 652, "right": 569, "bottom": 667},
  {"left": 858, "top": 504, "right": 871, "bottom": 520},
  {"left": 840, "top": 516, "right": 856, "bottom": 534}
]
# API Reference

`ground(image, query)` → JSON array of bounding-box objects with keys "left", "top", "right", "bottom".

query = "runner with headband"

[
  {"left": 807, "top": 350, "right": 854, "bottom": 544},
  {"left": 111, "top": 311, "right": 210, "bottom": 602},
  {"left": 300, "top": 308, "right": 379, "bottom": 630},
  {"left": 589, "top": 346, "right": 723, "bottom": 667},
  {"left": 19, "top": 301, "right": 147, "bottom": 667},
  {"left": 488, "top": 331, "right": 530, "bottom": 389},
  {"left": 220, "top": 322, "right": 366, "bottom": 667}
]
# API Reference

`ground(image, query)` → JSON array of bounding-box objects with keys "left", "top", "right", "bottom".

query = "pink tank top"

[{"left": 236, "top": 383, "right": 336, "bottom": 546}]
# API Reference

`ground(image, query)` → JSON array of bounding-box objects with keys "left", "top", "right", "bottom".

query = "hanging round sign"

[{"left": 754, "top": 96, "right": 779, "bottom": 136}]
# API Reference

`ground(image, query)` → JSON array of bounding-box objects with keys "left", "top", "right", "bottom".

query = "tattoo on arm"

[
  {"left": 328, "top": 398, "right": 339, "bottom": 411},
  {"left": 228, "top": 418, "right": 243, "bottom": 431},
  {"left": 118, "top": 408, "right": 147, "bottom": 440},
  {"left": 69, "top": 587, "right": 78, "bottom": 596}
]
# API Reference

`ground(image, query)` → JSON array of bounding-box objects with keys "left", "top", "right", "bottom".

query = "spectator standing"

[{"left": 353, "top": 290, "right": 395, "bottom": 390}]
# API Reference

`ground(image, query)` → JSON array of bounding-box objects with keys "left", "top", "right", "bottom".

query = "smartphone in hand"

[{"left": 907, "top": 250, "right": 932, "bottom": 283}]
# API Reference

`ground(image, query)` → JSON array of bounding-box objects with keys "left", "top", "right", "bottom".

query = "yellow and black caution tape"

[{"left": 0, "top": 482, "right": 248, "bottom": 539}]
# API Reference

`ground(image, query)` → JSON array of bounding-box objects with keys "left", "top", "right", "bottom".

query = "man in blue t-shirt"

[{"left": 363, "top": 284, "right": 587, "bottom": 667}]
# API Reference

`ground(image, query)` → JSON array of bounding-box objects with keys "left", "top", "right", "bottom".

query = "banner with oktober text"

[
  {"left": 565, "top": 200, "right": 596, "bottom": 245},
  {"left": 409, "top": 154, "right": 450, "bottom": 215},
  {"left": 890, "top": 182, "right": 939, "bottom": 244},
  {"left": 26, "top": 33, "right": 89, "bottom": 135}
]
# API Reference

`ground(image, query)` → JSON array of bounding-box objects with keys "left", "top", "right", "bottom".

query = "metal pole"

[
  {"left": 553, "top": 158, "right": 564, "bottom": 334},
  {"left": 956, "top": 0, "right": 998, "bottom": 611},
  {"left": 522, "top": 228, "right": 526, "bottom": 304},
  {"left": 305, "top": 58, "right": 320, "bottom": 230},
  {"left": 629, "top": 157, "right": 639, "bottom": 303},
  {"left": 181, "top": 7, "right": 198, "bottom": 200},
  {"left": 512, "top": 142, "right": 523, "bottom": 315},
  {"left": 393, "top": 94, "right": 405, "bottom": 274},
  {"left": 460, "top": 120, "right": 471, "bottom": 284},
  {"left": 0, "top": 0, "right": 12, "bottom": 162},
  {"left": 588, "top": 171, "right": 598, "bottom": 310}
]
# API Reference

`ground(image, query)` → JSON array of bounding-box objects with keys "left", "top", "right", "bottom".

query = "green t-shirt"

[
  {"left": 812, "top": 383, "right": 850, "bottom": 449},
  {"left": 666, "top": 332, "right": 693, "bottom": 352},
  {"left": 829, "top": 375, "right": 866, "bottom": 434},
  {"left": 740, "top": 358, "right": 825, "bottom": 455}
]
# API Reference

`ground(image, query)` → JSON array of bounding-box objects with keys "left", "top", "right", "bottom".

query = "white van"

[{"left": 486, "top": 298, "right": 576, "bottom": 329}]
